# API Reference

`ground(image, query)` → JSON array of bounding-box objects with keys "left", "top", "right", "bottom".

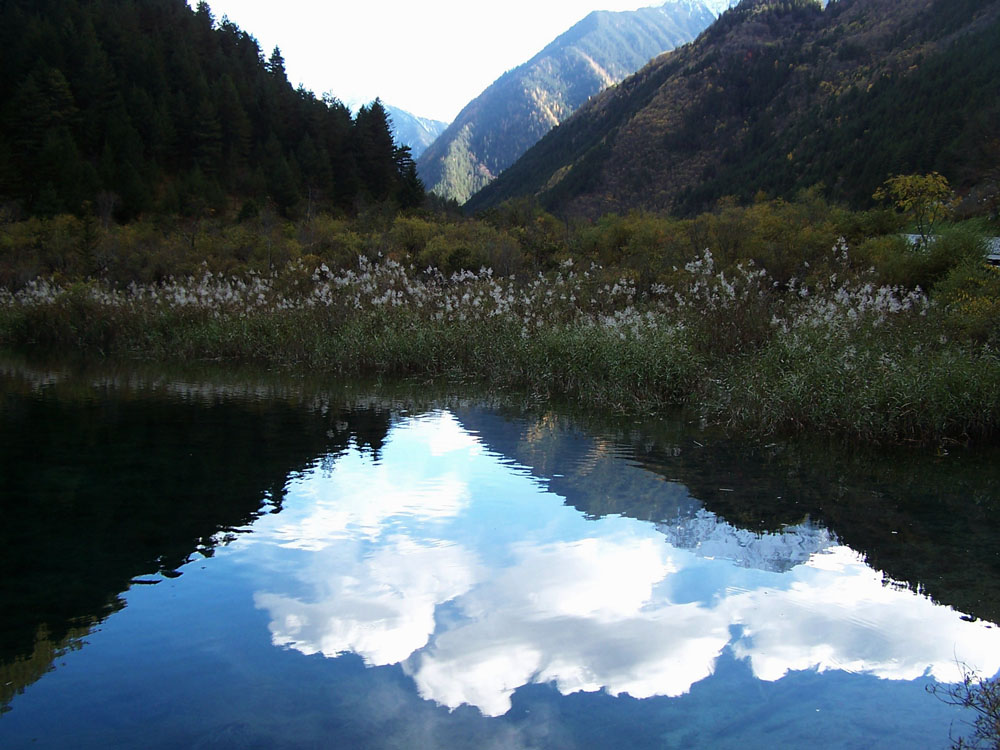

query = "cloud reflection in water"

[{"left": 246, "top": 411, "right": 1000, "bottom": 717}]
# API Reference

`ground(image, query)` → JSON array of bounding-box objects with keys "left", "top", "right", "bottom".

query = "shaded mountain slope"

[
  {"left": 467, "top": 0, "right": 1000, "bottom": 217},
  {"left": 418, "top": 1, "right": 735, "bottom": 204},
  {"left": 385, "top": 104, "right": 447, "bottom": 159}
]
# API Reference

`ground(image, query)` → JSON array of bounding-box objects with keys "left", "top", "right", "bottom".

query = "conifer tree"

[{"left": 354, "top": 99, "right": 397, "bottom": 203}]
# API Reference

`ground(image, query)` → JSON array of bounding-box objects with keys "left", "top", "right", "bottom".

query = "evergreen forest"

[{"left": 0, "top": 0, "right": 424, "bottom": 222}]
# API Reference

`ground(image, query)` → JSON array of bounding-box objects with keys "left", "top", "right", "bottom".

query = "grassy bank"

[{"left": 3, "top": 229, "right": 999, "bottom": 444}]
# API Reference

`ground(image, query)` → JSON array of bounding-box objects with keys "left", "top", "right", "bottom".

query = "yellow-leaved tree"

[{"left": 873, "top": 172, "right": 956, "bottom": 245}]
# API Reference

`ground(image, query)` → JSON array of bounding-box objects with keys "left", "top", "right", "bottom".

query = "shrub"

[
  {"left": 855, "top": 223, "right": 987, "bottom": 293},
  {"left": 928, "top": 667, "right": 1000, "bottom": 750},
  {"left": 936, "top": 258, "right": 1000, "bottom": 345}
]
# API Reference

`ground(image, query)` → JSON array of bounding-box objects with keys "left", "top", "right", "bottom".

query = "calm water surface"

[{"left": 1, "top": 355, "right": 999, "bottom": 748}]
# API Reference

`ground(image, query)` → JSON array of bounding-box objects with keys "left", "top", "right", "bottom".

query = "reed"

[{"left": 2, "top": 240, "right": 997, "bottom": 444}]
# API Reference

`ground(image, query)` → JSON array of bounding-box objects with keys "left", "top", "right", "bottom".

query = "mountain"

[
  {"left": 417, "top": 0, "right": 739, "bottom": 204},
  {"left": 466, "top": 0, "right": 1000, "bottom": 217},
  {"left": 344, "top": 99, "right": 447, "bottom": 159},
  {"left": 385, "top": 105, "right": 447, "bottom": 159}
]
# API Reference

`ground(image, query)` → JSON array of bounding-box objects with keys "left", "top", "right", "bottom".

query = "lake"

[{"left": 1, "top": 353, "right": 998, "bottom": 749}]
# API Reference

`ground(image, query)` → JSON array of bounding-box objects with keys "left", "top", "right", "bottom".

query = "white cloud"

[
  {"left": 407, "top": 598, "right": 730, "bottom": 716},
  {"left": 404, "top": 542, "right": 1000, "bottom": 716},
  {"left": 267, "top": 472, "right": 470, "bottom": 549},
  {"left": 728, "top": 546, "right": 1000, "bottom": 684},
  {"left": 246, "top": 409, "right": 1000, "bottom": 718},
  {"left": 408, "top": 411, "right": 484, "bottom": 457},
  {"left": 252, "top": 413, "right": 477, "bottom": 550},
  {"left": 255, "top": 535, "right": 479, "bottom": 666},
  {"left": 461, "top": 537, "right": 676, "bottom": 621},
  {"left": 403, "top": 535, "right": 715, "bottom": 716}
]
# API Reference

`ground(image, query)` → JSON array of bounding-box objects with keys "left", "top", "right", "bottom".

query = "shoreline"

[{"left": 3, "top": 255, "right": 997, "bottom": 446}]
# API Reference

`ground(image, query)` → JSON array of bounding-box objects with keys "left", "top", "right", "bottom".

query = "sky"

[{"left": 191, "top": 0, "right": 648, "bottom": 123}]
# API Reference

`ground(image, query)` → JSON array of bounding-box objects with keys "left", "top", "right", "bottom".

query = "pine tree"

[
  {"left": 354, "top": 99, "right": 397, "bottom": 203},
  {"left": 267, "top": 46, "right": 287, "bottom": 82},
  {"left": 191, "top": 97, "right": 223, "bottom": 174},
  {"left": 394, "top": 145, "right": 425, "bottom": 209}
]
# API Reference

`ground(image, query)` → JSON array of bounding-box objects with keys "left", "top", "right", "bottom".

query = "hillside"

[
  {"left": 385, "top": 104, "right": 447, "bottom": 159},
  {"left": 466, "top": 0, "right": 1000, "bottom": 217},
  {"left": 0, "top": 0, "right": 423, "bottom": 221},
  {"left": 417, "top": 0, "right": 737, "bottom": 204}
]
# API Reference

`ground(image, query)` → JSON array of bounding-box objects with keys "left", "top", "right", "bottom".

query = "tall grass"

[
  {"left": 3, "top": 236, "right": 998, "bottom": 444},
  {"left": 0, "top": 258, "right": 702, "bottom": 404},
  {"left": 2, "top": 193, "right": 997, "bottom": 444}
]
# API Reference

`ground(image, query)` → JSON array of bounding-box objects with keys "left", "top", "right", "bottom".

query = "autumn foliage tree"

[{"left": 874, "top": 172, "right": 956, "bottom": 244}]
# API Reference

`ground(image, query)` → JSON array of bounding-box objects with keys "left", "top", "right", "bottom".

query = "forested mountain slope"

[
  {"left": 0, "top": 0, "right": 423, "bottom": 220},
  {"left": 467, "top": 0, "right": 1000, "bottom": 217},
  {"left": 418, "top": 0, "right": 736, "bottom": 204}
]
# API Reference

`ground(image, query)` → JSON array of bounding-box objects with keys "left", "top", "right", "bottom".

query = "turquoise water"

[{"left": 1, "top": 357, "right": 997, "bottom": 748}]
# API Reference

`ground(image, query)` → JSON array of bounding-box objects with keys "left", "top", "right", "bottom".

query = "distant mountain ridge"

[
  {"left": 341, "top": 99, "right": 447, "bottom": 159},
  {"left": 390, "top": 110, "right": 447, "bottom": 160},
  {"left": 467, "top": 0, "right": 1000, "bottom": 217},
  {"left": 418, "top": 0, "right": 739, "bottom": 204},
  {"left": 383, "top": 104, "right": 447, "bottom": 160}
]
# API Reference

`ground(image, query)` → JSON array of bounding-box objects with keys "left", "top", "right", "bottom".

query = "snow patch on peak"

[
  {"left": 697, "top": 0, "right": 742, "bottom": 18},
  {"left": 656, "top": 509, "right": 836, "bottom": 573}
]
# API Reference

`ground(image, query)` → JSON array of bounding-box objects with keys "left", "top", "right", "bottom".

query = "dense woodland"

[
  {"left": 468, "top": 0, "right": 1000, "bottom": 219},
  {"left": 0, "top": 0, "right": 424, "bottom": 222},
  {"left": 674, "top": 0, "right": 1000, "bottom": 213}
]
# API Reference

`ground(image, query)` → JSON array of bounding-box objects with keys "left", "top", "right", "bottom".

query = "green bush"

[
  {"left": 856, "top": 222, "right": 987, "bottom": 292},
  {"left": 936, "top": 256, "right": 1000, "bottom": 345}
]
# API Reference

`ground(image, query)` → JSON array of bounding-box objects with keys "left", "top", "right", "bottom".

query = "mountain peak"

[
  {"left": 675, "top": 0, "right": 740, "bottom": 17},
  {"left": 466, "top": 0, "right": 1000, "bottom": 217},
  {"left": 418, "top": 0, "right": 735, "bottom": 204}
]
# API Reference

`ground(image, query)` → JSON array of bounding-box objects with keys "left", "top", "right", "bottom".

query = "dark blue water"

[{"left": 1, "top": 356, "right": 997, "bottom": 748}]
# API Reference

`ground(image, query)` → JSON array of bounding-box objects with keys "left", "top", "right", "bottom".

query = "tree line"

[{"left": 0, "top": 0, "right": 424, "bottom": 222}]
